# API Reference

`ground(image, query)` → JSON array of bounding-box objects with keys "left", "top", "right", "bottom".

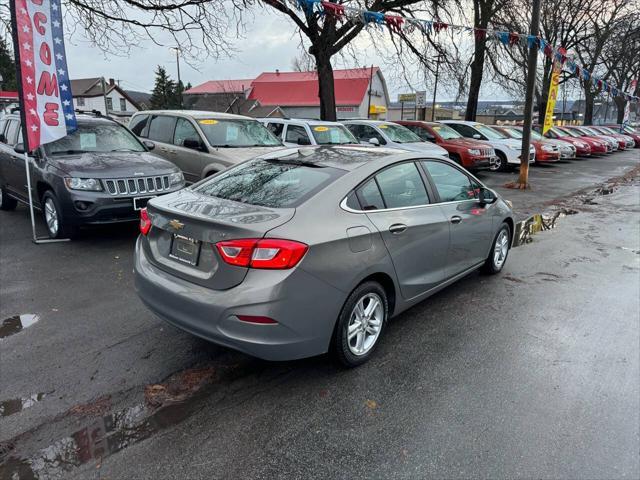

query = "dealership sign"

[{"left": 11, "top": 0, "right": 77, "bottom": 151}]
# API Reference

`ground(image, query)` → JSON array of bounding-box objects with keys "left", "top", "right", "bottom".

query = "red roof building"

[{"left": 184, "top": 67, "right": 389, "bottom": 119}]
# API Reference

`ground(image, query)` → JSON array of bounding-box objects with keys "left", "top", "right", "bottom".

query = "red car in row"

[
  {"left": 544, "top": 126, "right": 605, "bottom": 155},
  {"left": 394, "top": 121, "right": 496, "bottom": 170},
  {"left": 490, "top": 125, "right": 563, "bottom": 163},
  {"left": 605, "top": 124, "right": 640, "bottom": 147}
]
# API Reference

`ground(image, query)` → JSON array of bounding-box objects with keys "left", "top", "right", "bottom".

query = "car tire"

[
  {"left": 0, "top": 185, "right": 18, "bottom": 211},
  {"left": 332, "top": 281, "right": 388, "bottom": 368},
  {"left": 490, "top": 151, "right": 509, "bottom": 172},
  {"left": 42, "top": 191, "right": 76, "bottom": 239},
  {"left": 482, "top": 223, "right": 511, "bottom": 274}
]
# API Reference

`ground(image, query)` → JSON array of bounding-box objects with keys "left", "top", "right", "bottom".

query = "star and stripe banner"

[
  {"left": 11, "top": 0, "right": 77, "bottom": 152},
  {"left": 290, "top": 0, "right": 640, "bottom": 103}
]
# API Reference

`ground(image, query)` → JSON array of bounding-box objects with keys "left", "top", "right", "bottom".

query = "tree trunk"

[
  {"left": 615, "top": 96, "right": 626, "bottom": 124},
  {"left": 465, "top": 37, "right": 486, "bottom": 121},
  {"left": 583, "top": 88, "right": 595, "bottom": 125},
  {"left": 314, "top": 50, "right": 336, "bottom": 121},
  {"left": 505, "top": 0, "right": 541, "bottom": 191}
]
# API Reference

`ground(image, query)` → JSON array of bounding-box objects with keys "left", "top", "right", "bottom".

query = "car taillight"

[
  {"left": 139, "top": 208, "right": 152, "bottom": 236},
  {"left": 215, "top": 239, "right": 308, "bottom": 269}
]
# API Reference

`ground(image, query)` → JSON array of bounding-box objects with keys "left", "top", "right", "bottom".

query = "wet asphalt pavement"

[{"left": 1, "top": 150, "right": 639, "bottom": 479}]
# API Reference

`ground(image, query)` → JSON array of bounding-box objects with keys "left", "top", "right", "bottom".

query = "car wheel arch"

[{"left": 354, "top": 272, "right": 397, "bottom": 318}]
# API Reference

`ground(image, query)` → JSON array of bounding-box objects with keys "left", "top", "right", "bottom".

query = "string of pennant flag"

[{"left": 290, "top": 0, "right": 640, "bottom": 102}]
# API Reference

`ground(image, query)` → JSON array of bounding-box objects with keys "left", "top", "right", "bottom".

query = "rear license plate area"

[
  {"left": 133, "top": 196, "right": 156, "bottom": 210},
  {"left": 169, "top": 235, "right": 201, "bottom": 266}
]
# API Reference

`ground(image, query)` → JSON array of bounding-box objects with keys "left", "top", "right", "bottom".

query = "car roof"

[
  {"left": 258, "top": 118, "right": 346, "bottom": 126},
  {"left": 255, "top": 145, "right": 413, "bottom": 171},
  {"left": 1, "top": 112, "right": 121, "bottom": 125},
  {"left": 134, "top": 110, "right": 255, "bottom": 121},
  {"left": 342, "top": 119, "right": 396, "bottom": 126}
]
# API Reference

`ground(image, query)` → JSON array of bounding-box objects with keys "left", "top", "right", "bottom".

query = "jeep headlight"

[
  {"left": 169, "top": 171, "right": 184, "bottom": 187},
  {"left": 468, "top": 148, "right": 481, "bottom": 155},
  {"left": 64, "top": 177, "right": 103, "bottom": 191}
]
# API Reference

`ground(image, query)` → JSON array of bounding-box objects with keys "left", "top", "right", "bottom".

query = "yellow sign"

[
  {"left": 199, "top": 119, "right": 218, "bottom": 125},
  {"left": 313, "top": 126, "right": 329, "bottom": 132},
  {"left": 379, "top": 124, "right": 388, "bottom": 129},
  {"left": 543, "top": 60, "right": 562, "bottom": 134},
  {"left": 369, "top": 105, "right": 387, "bottom": 115}
]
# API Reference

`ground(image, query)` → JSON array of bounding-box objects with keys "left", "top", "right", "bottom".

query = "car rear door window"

[
  {"left": 285, "top": 125, "right": 311, "bottom": 145},
  {"left": 147, "top": 115, "right": 177, "bottom": 144},
  {"left": 130, "top": 115, "right": 149, "bottom": 137},
  {"left": 448, "top": 124, "right": 477, "bottom": 139},
  {"left": 422, "top": 161, "right": 479, "bottom": 202},
  {"left": 173, "top": 118, "right": 202, "bottom": 147},
  {"left": 375, "top": 162, "right": 429, "bottom": 208}
]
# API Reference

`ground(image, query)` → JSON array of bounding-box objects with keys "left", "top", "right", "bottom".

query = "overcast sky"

[{"left": 62, "top": 7, "right": 513, "bottom": 101}]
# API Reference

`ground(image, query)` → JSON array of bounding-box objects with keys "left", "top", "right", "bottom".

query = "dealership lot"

[{"left": 0, "top": 150, "right": 639, "bottom": 478}]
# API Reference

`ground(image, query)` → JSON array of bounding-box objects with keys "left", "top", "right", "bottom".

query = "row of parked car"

[{"left": 0, "top": 108, "right": 638, "bottom": 239}]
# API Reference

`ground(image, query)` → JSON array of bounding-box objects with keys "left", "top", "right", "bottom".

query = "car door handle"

[
  {"left": 450, "top": 216, "right": 462, "bottom": 224},
  {"left": 389, "top": 223, "right": 407, "bottom": 234}
]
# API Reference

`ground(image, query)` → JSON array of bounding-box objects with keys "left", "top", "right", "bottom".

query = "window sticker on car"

[
  {"left": 199, "top": 119, "right": 218, "bottom": 125},
  {"left": 314, "top": 126, "right": 329, "bottom": 132},
  {"left": 379, "top": 125, "right": 388, "bottom": 129},
  {"left": 226, "top": 125, "right": 239, "bottom": 141},
  {"left": 80, "top": 133, "right": 97, "bottom": 149}
]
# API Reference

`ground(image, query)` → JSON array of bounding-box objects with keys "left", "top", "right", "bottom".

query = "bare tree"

[{"left": 291, "top": 51, "right": 316, "bottom": 72}]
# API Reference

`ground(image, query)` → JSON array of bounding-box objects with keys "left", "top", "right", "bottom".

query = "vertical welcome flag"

[
  {"left": 11, "top": 0, "right": 76, "bottom": 152},
  {"left": 542, "top": 48, "right": 566, "bottom": 134}
]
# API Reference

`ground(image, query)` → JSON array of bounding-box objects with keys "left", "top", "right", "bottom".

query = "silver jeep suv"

[{"left": 129, "top": 111, "right": 284, "bottom": 183}]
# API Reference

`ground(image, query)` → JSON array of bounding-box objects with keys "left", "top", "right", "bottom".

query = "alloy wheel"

[
  {"left": 347, "top": 293, "right": 384, "bottom": 356},
  {"left": 44, "top": 198, "right": 59, "bottom": 237},
  {"left": 493, "top": 229, "right": 509, "bottom": 269}
]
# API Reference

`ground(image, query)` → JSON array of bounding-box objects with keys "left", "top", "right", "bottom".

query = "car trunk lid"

[{"left": 142, "top": 189, "right": 295, "bottom": 289}]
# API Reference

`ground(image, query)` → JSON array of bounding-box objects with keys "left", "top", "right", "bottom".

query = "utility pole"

[
  {"left": 431, "top": 53, "right": 444, "bottom": 122},
  {"left": 170, "top": 47, "right": 183, "bottom": 108},
  {"left": 509, "top": 0, "right": 541, "bottom": 190},
  {"left": 101, "top": 76, "right": 109, "bottom": 115}
]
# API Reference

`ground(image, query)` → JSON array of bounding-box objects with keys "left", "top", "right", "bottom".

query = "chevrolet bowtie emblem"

[{"left": 169, "top": 219, "right": 184, "bottom": 230}]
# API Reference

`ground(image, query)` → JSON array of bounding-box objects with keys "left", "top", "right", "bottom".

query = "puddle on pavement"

[
  {"left": 0, "top": 314, "right": 39, "bottom": 339},
  {"left": 513, "top": 208, "right": 578, "bottom": 247},
  {"left": 0, "top": 393, "right": 48, "bottom": 418},
  {"left": 0, "top": 367, "right": 222, "bottom": 479}
]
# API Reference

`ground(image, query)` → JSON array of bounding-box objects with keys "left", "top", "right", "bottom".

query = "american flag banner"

[{"left": 11, "top": 0, "right": 77, "bottom": 151}]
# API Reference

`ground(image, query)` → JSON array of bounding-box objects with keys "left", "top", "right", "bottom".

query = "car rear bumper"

[{"left": 134, "top": 237, "right": 345, "bottom": 361}]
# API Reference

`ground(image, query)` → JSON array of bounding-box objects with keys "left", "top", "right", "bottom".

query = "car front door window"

[
  {"left": 361, "top": 125, "right": 386, "bottom": 145},
  {"left": 174, "top": 118, "right": 202, "bottom": 147},
  {"left": 422, "top": 161, "right": 479, "bottom": 202},
  {"left": 267, "top": 122, "right": 284, "bottom": 139},
  {"left": 285, "top": 125, "right": 311, "bottom": 145}
]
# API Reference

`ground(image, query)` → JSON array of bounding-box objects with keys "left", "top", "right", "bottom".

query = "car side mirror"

[
  {"left": 183, "top": 138, "right": 207, "bottom": 151},
  {"left": 0, "top": 134, "right": 6, "bottom": 143},
  {"left": 478, "top": 187, "right": 497, "bottom": 205},
  {"left": 472, "top": 133, "right": 482, "bottom": 140},
  {"left": 14, "top": 143, "right": 26, "bottom": 154},
  {"left": 297, "top": 137, "right": 311, "bottom": 146},
  {"left": 368, "top": 138, "right": 380, "bottom": 146},
  {"left": 143, "top": 140, "right": 155, "bottom": 151}
]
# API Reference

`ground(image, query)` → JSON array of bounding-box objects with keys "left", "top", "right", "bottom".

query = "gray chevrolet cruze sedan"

[{"left": 134, "top": 146, "right": 514, "bottom": 366}]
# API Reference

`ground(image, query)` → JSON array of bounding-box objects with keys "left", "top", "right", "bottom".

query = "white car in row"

[
  {"left": 260, "top": 118, "right": 450, "bottom": 158},
  {"left": 442, "top": 120, "right": 535, "bottom": 172}
]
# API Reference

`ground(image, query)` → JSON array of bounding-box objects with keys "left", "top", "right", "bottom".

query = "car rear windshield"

[
  {"left": 196, "top": 119, "right": 281, "bottom": 147},
  {"left": 310, "top": 125, "right": 358, "bottom": 145},
  {"left": 44, "top": 123, "right": 146, "bottom": 155},
  {"left": 431, "top": 124, "right": 462, "bottom": 140},
  {"left": 379, "top": 123, "right": 423, "bottom": 143},
  {"left": 193, "top": 158, "right": 344, "bottom": 208}
]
